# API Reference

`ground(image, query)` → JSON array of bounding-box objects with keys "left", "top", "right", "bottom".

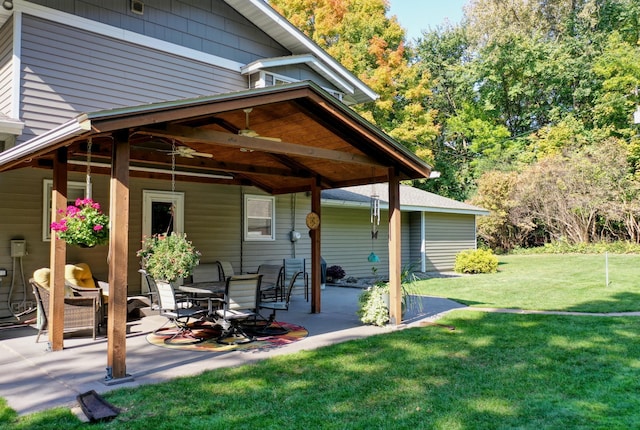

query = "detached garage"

[{"left": 322, "top": 184, "right": 489, "bottom": 278}]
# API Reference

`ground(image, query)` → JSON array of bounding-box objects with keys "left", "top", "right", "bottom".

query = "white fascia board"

[
  {"left": 0, "top": 118, "right": 88, "bottom": 166},
  {"left": 0, "top": 118, "right": 24, "bottom": 135},
  {"left": 241, "top": 54, "right": 355, "bottom": 95},
  {"left": 230, "top": 0, "right": 378, "bottom": 102},
  {"left": 14, "top": 2, "right": 244, "bottom": 73},
  {"left": 10, "top": 11, "right": 22, "bottom": 119}
]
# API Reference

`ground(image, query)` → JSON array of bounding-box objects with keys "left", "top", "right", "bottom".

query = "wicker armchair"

[{"left": 31, "top": 279, "right": 101, "bottom": 342}]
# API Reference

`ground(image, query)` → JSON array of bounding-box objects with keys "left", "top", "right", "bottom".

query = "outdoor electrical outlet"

[{"left": 0, "top": 268, "right": 7, "bottom": 277}]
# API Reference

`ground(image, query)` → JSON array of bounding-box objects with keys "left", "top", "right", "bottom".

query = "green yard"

[
  {"left": 415, "top": 253, "right": 640, "bottom": 313},
  {"left": 3, "top": 253, "right": 640, "bottom": 429}
]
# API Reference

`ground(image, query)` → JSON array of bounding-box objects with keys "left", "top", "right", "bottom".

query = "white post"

[{"left": 605, "top": 252, "right": 609, "bottom": 287}]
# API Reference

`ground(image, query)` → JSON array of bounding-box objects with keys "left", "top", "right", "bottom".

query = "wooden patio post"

[
  {"left": 310, "top": 178, "right": 321, "bottom": 313},
  {"left": 388, "top": 169, "right": 402, "bottom": 325},
  {"left": 106, "top": 132, "right": 130, "bottom": 382},
  {"left": 49, "top": 147, "right": 67, "bottom": 351}
]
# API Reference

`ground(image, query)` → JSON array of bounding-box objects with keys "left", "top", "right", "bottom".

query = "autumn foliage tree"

[
  {"left": 271, "top": 0, "right": 640, "bottom": 249},
  {"left": 269, "top": 0, "right": 439, "bottom": 161}
]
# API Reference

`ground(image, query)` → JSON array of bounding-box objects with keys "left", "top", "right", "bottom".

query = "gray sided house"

[
  {"left": 322, "top": 184, "right": 489, "bottom": 279},
  {"left": 0, "top": 0, "right": 385, "bottom": 318},
  {"left": 0, "top": 0, "right": 479, "bottom": 361}
]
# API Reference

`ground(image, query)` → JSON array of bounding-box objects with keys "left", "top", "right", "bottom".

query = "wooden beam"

[
  {"left": 106, "top": 132, "right": 130, "bottom": 381},
  {"left": 388, "top": 170, "right": 402, "bottom": 325},
  {"left": 49, "top": 148, "right": 67, "bottom": 351},
  {"left": 138, "top": 125, "right": 383, "bottom": 167},
  {"left": 310, "top": 178, "right": 322, "bottom": 313}
]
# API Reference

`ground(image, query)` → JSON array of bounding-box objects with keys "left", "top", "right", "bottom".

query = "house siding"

[
  {"left": 320, "top": 206, "right": 412, "bottom": 279},
  {"left": 424, "top": 212, "right": 476, "bottom": 271},
  {"left": 266, "top": 64, "right": 335, "bottom": 89},
  {"left": 0, "top": 19, "right": 13, "bottom": 116},
  {"left": 18, "top": 15, "right": 247, "bottom": 142},
  {"left": 409, "top": 211, "right": 423, "bottom": 271},
  {"left": 0, "top": 169, "right": 317, "bottom": 318},
  {"left": 27, "top": 0, "right": 289, "bottom": 65}
]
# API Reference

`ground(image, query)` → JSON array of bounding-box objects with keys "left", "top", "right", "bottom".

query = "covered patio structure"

[{"left": 0, "top": 81, "right": 431, "bottom": 382}]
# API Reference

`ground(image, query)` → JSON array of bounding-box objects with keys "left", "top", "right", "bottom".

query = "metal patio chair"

[{"left": 212, "top": 274, "right": 262, "bottom": 344}]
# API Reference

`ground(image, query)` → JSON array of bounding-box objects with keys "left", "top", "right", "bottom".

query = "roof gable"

[{"left": 0, "top": 82, "right": 431, "bottom": 195}]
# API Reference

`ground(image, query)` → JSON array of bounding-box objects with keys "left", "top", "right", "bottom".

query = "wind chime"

[
  {"left": 165, "top": 140, "right": 177, "bottom": 234},
  {"left": 85, "top": 138, "right": 93, "bottom": 199},
  {"left": 368, "top": 191, "right": 380, "bottom": 263}
]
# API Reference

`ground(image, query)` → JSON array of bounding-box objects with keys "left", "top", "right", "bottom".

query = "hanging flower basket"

[
  {"left": 50, "top": 198, "right": 109, "bottom": 247},
  {"left": 137, "top": 232, "right": 201, "bottom": 282}
]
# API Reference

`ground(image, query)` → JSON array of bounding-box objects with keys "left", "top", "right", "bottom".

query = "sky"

[{"left": 388, "top": 0, "right": 468, "bottom": 41}]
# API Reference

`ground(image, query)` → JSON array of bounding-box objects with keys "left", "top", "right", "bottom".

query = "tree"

[{"left": 270, "top": 0, "right": 439, "bottom": 158}]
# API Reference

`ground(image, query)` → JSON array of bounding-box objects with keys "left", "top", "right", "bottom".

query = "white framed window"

[
  {"left": 42, "top": 179, "right": 88, "bottom": 242},
  {"left": 248, "top": 71, "right": 345, "bottom": 101},
  {"left": 244, "top": 194, "right": 275, "bottom": 241}
]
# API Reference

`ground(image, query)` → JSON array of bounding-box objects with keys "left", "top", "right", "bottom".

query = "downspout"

[{"left": 421, "top": 211, "right": 426, "bottom": 272}]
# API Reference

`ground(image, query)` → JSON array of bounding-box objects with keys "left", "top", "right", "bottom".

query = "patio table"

[{"left": 179, "top": 281, "right": 225, "bottom": 315}]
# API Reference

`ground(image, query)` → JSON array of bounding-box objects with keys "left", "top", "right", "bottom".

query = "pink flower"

[{"left": 93, "top": 224, "right": 104, "bottom": 231}]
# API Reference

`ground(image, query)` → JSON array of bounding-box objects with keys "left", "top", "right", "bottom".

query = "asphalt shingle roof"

[{"left": 322, "top": 184, "right": 488, "bottom": 215}]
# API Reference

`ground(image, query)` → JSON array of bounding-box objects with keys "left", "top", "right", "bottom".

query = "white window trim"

[
  {"left": 248, "top": 70, "right": 344, "bottom": 101},
  {"left": 42, "top": 179, "right": 88, "bottom": 242},
  {"left": 142, "top": 190, "right": 185, "bottom": 236},
  {"left": 244, "top": 194, "right": 275, "bottom": 241}
]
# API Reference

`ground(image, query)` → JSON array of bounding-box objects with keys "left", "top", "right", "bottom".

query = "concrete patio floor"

[{"left": 0, "top": 286, "right": 466, "bottom": 416}]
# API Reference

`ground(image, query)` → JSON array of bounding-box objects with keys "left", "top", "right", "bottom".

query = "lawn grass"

[
  {"left": 414, "top": 253, "right": 640, "bottom": 313},
  {"left": 4, "top": 311, "right": 640, "bottom": 429},
  {"left": 3, "top": 253, "right": 640, "bottom": 428}
]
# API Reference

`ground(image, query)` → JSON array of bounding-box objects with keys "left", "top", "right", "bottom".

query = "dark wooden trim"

[
  {"left": 387, "top": 170, "right": 402, "bottom": 325},
  {"left": 91, "top": 88, "right": 315, "bottom": 133},
  {"left": 107, "top": 132, "right": 130, "bottom": 380},
  {"left": 49, "top": 148, "right": 67, "bottom": 351},
  {"left": 311, "top": 177, "right": 322, "bottom": 313},
  {"left": 139, "top": 125, "right": 382, "bottom": 167}
]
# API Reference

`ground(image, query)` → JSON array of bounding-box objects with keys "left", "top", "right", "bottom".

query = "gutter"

[{"left": 0, "top": 118, "right": 89, "bottom": 171}]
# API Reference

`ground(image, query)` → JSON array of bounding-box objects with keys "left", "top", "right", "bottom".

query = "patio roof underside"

[{"left": 0, "top": 83, "right": 431, "bottom": 194}]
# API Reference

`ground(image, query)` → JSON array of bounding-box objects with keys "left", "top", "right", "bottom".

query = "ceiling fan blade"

[
  {"left": 255, "top": 136, "right": 282, "bottom": 142},
  {"left": 192, "top": 151, "right": 213, "bottom": 158},
  {"left": 170, "top": 147, "right": 213, "bottom": 158},
  {"left": 237, "top": 108, "right": 281, "bottom": 141}
]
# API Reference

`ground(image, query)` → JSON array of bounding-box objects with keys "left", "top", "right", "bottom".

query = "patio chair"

[
  {"left": 154, "top": 279, "right": 208, "bottom": 344},
  {"left": 256, "top": 264, "right": 284, "bottom": 302},
  {"left": 212, "top": 274, "right": 262, "bottom": 344},
  {"left": 191, "top": 262, "right": 223, "bottom": 283},
  {"left": 216, "top": 261, "right": 235, "bottom": 279},
  {"left": 30, "top": 278, "right": 101, "bottom": 342},
  {"left": 258, "top": 270, "right": 302, "bottom": 333},
  {"left": 283, "top": 258, "right": 309, "bottom": 301}
]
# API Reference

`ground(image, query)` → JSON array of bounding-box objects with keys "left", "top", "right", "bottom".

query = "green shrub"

[
  {"left": 454, "top": 249, "right": 499, "bottom": 274},
  {"left": 511, "top": 240, "right": 640, "bottom": 255}
]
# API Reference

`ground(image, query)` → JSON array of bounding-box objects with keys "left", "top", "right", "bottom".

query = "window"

[
  {"left": 248, "top": 71, "right": 345, "bottom": 101},
  {"left": 42, "top": 179, "right": 88, "bottom": 241},
  {"left": 244, "top": 194, "right": 275, "bottom": 241},
  {"left": 249, "top": 71, "right": 293, "bottom": 89}
]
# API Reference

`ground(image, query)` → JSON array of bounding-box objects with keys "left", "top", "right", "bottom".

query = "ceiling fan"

[
  {"left": 238, "top": 108, "right": 281, "bottom": 141},
  {"left": 169, "top": 146, "right": 213, "bottom": 158}
]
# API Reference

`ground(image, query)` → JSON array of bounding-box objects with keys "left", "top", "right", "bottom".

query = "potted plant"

[
  {"left": 357, "top": 265, "right": 423, "bottom": 326},
  {"left": 325, "top": 265, "right": 346, "bottom": 283},
  {"left": 137, "top": 232, "right": 201, "bottom": 282},
  {"left": 50, "top": 198, "right": 109, "bottom": 247}
]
